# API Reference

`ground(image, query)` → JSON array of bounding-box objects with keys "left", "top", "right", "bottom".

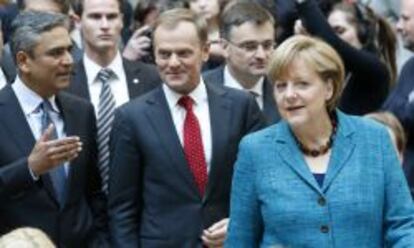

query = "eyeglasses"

[{"left": 227, "top": 40, "right": 276, "bottom": 53}]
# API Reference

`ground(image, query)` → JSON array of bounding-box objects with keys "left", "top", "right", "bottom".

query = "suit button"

[
  {"left": 320, "top": 225, "right": 329, "bottom": 233},
  {"left": 318, "top": 197, "right": 326, "bottom": 206}
]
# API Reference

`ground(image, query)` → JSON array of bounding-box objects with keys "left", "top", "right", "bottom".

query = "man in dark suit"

[
  {"left": 383, "top": 0, "right": 414, "bottom": 195},
  {"left": 0, "top": 11, "right": 107, "bottom": 247},
  {"left": 108, "top": 8, "right": 264, "bottom": 247},
  {"left": 203, "top": 2, "right": 280, "bottom": 125},
  {"left": 65, "top": 0, "right": 160, "bottom": 193},
  {"left": 0, "top": 0, "right": 83, "bottom": 84}
]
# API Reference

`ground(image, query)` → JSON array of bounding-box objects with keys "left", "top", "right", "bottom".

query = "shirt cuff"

[{"left": 28, "top": 166, "right": 39, "bottom": 181}]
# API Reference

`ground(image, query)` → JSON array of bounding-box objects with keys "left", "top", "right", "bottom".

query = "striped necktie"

[{"left": 96, "top": 68, "right": 116, "bottom": 194}]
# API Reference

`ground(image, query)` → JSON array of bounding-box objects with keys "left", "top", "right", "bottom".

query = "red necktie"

[{"left": 178, "top": 96, "right": 208, "bottom": 196}]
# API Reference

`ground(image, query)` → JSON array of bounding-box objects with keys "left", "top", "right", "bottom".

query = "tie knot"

[
  {"left": 178, "top": 96, "right": 194, "bottom": 111},
  {"left": 97, "top": 68, "right": 114, "bottom": 84},
  {"left": 40, "top": 100, "right": 54, "bottom": 113}
]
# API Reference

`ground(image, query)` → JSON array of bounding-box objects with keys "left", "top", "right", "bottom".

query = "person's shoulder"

[
  {"left": 338, "top": 111, "right": 387, "bottom": 137},
  {"left": 58, "top": 91, "right": 92, "bottom": 108},
  {"left": 123, "top": 58, "right": 157, "bottom": 73},
  {"left": 241, "top": 122, "right": 283, "bottom": 145},
  {"left": 118, "top": 85, "right": 162, "bottom": 113}
]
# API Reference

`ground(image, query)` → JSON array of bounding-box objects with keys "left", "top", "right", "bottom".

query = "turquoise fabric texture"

[{"left": 226, "top": 110, "right": 414, "bottom": 247}]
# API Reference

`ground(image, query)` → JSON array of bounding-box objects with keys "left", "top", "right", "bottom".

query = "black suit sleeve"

[
  {"left": 0, "top": 158, "right": 37, "bottom": 199},
  {"left": 108, "top": 107, "right": 141, "bottom": 247}
]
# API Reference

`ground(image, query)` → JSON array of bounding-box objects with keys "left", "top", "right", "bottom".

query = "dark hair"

[
  {"left": 331, "top": 2, "right": 397, "bottom": 85},
  {"left": 77, "top": 0, "right": 123, "bottom": 16},
  {"left": 10, "top": 11, "right": 68, "bottom": 63},
  {"left": 133, "top": 0, "right": 182, "bottom": 26},
  {"left": 220, "top": 2, "right": 275, "bottom": 40},
  {"left": 17, "top": 0, "right": 70, "bottom": 14}
]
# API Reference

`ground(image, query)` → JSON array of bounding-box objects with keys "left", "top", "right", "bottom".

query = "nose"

[
  {"left": 167, "top": 53, "right": 180, "bottom": 67},
  {"left": 254, "top": 45, "right": 267, "bottom": 59},
  {"left": 285, "top": 84, "right": 297, "bottom": 101},
  {"left": 62, "top": 49, "right": 73, "bottom": 66},
  {"left": 396, "top": 18, "right": 403, "bottom": 33},
  {"left": 100, "top": 16, "right": 109, "bottom": 29}
]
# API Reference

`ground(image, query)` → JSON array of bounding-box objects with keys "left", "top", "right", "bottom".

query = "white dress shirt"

[
  {"left": 83, "top": 52, "right": 129, "bottom": 116},
  {"left": 0, "top": 68, "right": 7, "bottom": 90},
  {"left": 163, "top": 78, "right": 212, "bottom": 173},
  {"left": 12, "top": 77, "right": 69, "bottom": 176},
  {"left": 224, "top": 65, "right": 264, "bottom": 110}
]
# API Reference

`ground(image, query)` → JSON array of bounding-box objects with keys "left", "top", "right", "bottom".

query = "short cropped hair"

[
  {"left": 78, "top": 0, "right": 123, "bottom": 16},
  {"left": 153, "top": 8, "right": 208, "bottom": 46},
  {"left": 10, "top": 11, "right": 68, "bottom": 63},
  {"left": 268, "top": 35, "right": 345, "bottom": 113},
  {"left": 17, "top": 0, "right": 70, "bottom": 14},
  {"left": 220, "top": 1, "right": 275, "bottom": 40}
]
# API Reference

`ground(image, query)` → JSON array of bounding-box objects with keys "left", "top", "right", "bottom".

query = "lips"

[{"left": 286, "top": 106, "right": 304, "bottom": 111}]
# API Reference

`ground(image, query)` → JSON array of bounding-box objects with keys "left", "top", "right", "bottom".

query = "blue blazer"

[{"left": 226, "top": 111, "right": 414, "bottom": 247}]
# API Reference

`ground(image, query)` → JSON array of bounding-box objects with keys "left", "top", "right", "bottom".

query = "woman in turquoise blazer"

[{"left": 226, "top": 36, "right": 414, "bottom": 247}]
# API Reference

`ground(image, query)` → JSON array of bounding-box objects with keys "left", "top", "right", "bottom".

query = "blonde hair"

[
  {"left": 365, "top": 111, "right": 406, "bottom": 155},
  {"left": 0, "top": 228, "right": 55, "bottom": 248},
  {"left": 268, "top": 35, "right": 345, "bottom": 112}
]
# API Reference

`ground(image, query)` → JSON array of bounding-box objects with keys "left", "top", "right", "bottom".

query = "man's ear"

[
  {"left": 202, "top": 42, "right": 210, "bottom": 62},
  {"left": 221, "top": 38, "right": 230, "bottom": 58},
  {"left": 16, "top": 51, "right": 30, "bottom": 74}
]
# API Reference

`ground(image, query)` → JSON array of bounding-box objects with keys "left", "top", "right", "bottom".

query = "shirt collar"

[
  {"left": 12, "top": 76, "right": 59, "bottom": 115},
  {"left": 163, "top": 76, "right": 208, "bottom": 108},
  {"left": 224, "top": 65, "right": 264, "bottom": 97},
  {"left": 83, "top": 51, "right": 123, "bottom": 85}
]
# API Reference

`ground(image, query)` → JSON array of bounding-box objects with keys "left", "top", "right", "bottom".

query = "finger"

[
  {"left": 45, "top": 136, "right": 81, "bottom": 147},
  {"left": 208, "top": 218, "right": 228, "bottom": 232},
  {"left": 49, "top": 146, "right": 81, "bottom": 162},
  {"left": 133, "top": 25, "right": 151, "bottom": 37},
  {"left": 39, "top": 124, "right": 55, "bottom": 142},
  {"left": 47, "top": 140, "right": 82, "bottom": 154},
  {"left": 201, "top": 234, "right": 224, "bottom": 247}
]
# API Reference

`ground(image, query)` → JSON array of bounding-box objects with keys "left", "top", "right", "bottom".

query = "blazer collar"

[{"left": 274, "top": 110, "right": 356, "bottom": 193}]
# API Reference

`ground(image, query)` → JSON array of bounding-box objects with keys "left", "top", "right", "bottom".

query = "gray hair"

[{"left": 10, "top": 11, "right": 68, "bottom": 63}]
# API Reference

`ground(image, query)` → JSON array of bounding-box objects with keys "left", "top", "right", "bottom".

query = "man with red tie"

[{"left": 108, "top": 8, "right": 264, "bottom": 248}]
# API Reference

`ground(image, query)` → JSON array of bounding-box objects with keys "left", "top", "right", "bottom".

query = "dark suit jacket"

[
  {"left": 203, "top": 66, "right": 280, "bottom": 125},
  {"left": 0, "top": 86, "right": 107, "bottom": 247},
  {"left": 65, "top": 58, "right": 161, "bottom": 100},
  {"left": 383, "top": 56, "right": 414, "bottom": 195},
  {"left": 108, "top": 83, "right": 265, "bottom": 247}
]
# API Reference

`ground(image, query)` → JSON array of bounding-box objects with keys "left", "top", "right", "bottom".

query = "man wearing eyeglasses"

[{"left": 204, "top": 2, "right": 280, "bottom": 125}]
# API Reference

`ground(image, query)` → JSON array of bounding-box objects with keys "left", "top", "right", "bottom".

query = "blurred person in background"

[
  {"left": 383, "top": 0, "right": 414, "bottom": 196},
  {"left": 204, "top": 2, "right": 280, "bottom": 125},
  {"left": 226, "top": 34, "right": 414, "bottom": 247},
  {"left": 295, "top": 0, "right": 397, "bottom": 115},
  {"left": 185, "top": 0, "right": 226, "bottom": 70},
  {"left": 365, "top": 111, "right": 406, "bottom": 162}
]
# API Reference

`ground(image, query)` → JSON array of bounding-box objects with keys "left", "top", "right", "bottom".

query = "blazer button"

[
  {"left": 320, "top": 225, "right": 329, "bottom": 233},
  {"left": 318, "top": 197, "right": 326, "bottom": 206}
]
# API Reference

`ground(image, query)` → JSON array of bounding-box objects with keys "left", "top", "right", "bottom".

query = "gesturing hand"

[{"left": 28, "top": 124, "right": 82, "bottom": 176}]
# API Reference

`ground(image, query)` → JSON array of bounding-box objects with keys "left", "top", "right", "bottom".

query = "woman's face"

[
  {"left": 328, "top": 10, "right": 363, "bottom": 49},
  {"left": 274, "top": 58, "right": 333, "bottom": 128},
  {"left": 189, "top": 0, "right": 220, "bottom": 22}
]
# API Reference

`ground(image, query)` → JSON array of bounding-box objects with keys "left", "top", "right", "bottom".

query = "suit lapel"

[
  {"left": 69, "top": 61, "right": 91, "bottom": 100},
  {"left": 0, "top": 86, "right": 35, "bottom": 155},
  {"left": 276, "top": 121, "right": 322, "bottom": 193},
  {"left": 203, "top": 84, "right": 231, "bottom": 202},
  {"left": 262, "top": 78, "right": 280, "bottom": 124},
  {"left": 144, "top": 88, "right": 201, "bottom": 196},
  {"left": 322, "top": 111, "right": 356, "bottom": 192}
]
